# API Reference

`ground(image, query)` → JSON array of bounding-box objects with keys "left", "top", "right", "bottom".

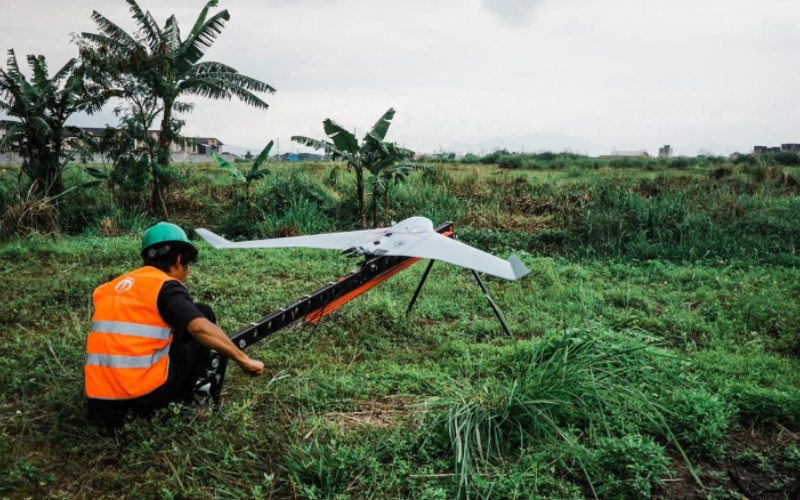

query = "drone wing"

[
  {"left": 196, "top": 219, "right": 530, "bottom": 281},
  {"left": 382, "top": 231, "right": 529, "bottom": 280},
  {"left": 195, "top": 227, "right": 386, "bottom": 251}
]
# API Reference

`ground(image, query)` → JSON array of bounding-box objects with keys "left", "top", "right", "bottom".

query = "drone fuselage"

[{"left": 353, "top": 216, "right": 434, "bottom": 256}]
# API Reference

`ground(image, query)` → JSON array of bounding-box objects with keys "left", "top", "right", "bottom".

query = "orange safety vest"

[{"left": 84, "top": 266, "right": 176, "bottom": 400}]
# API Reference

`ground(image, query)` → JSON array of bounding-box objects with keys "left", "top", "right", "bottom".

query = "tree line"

[{"left": 0, "top": 0, "right": 412, "bottom": 229}]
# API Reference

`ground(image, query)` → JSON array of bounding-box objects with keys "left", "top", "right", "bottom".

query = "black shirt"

[{"left": 156, "top": 280, "right": 204, "bottom": 341}]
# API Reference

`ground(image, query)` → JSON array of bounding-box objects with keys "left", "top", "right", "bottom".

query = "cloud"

[
  {"left": 481, "top": 0, "right": 544, "bottom": 25},
  {"left": 3, "top": 0, "right": 800, "bottom": 155}
]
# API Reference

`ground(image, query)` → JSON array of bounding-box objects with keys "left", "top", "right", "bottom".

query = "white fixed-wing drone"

[{"left": 196, "top": 216, "right": 529, "bottom": 281}]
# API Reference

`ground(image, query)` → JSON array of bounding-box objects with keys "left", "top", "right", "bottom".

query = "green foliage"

[
  {"left": 79, "top": 0, "right": 275, "bottom": 214},
  {"left": 732, "top": 386, "right": 800, "bottom": 427},
  {"left": 586, "top": 435, "right": 671, "bottom": 499},
  {"left": 772, "top": 151, "right": 800, "bottom": 166},
  {"left": 497, "top": 155, "right": 524, "bottom": 169},
  {"left": 0, "top": 50, "right": 106, "bottom": 196},
  {"left": 211, "top": 152, "right": 246, "bottom": 183},
  {"left": 2, "top": 164, "right": 800, "bottom": 497},
  {"left": 664, "top": 389, "right": 731, "bottom": 460},
  {"left": 283, "top": 438, "right": 386, "bottom": 498},
  {"left": 431, "top": 328, "right": 683, "bottom": 494},
  {"left": 292, "top": 108, "right": 412, "bottom": 228},
  {"left": 253, "top": 169, "right": 336, "bottom": 218}
]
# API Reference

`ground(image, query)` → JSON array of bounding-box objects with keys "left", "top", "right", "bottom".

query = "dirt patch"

[
  {"left": 323, "top": 396, "right": 426, "bottom": 431},
  {"left": 463, "top": 211, "right": 552, "bottom": 233},
  {"left": 662, "top": 424, "right": 800, "bottom": 499}
]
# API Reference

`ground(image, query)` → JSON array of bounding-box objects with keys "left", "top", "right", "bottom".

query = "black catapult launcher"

[{"left": 193, "top": 221, "right": 512, "bottom": 404}]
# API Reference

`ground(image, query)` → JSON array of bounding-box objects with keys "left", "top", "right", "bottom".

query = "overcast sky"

[{"left": 2, "top": 0, "right": 799, "bottom": 156}]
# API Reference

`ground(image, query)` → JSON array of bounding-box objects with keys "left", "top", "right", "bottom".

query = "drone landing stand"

[{"left": 194, "top": 221, "right": 513, "bottom": 404}]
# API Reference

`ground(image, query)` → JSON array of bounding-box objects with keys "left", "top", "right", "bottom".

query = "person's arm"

[{"left": 187, "top": 317, "right": 264, "bottom": 375}]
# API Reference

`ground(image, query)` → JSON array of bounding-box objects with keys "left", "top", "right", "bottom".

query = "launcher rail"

[{"left": 196, "top": 222, "right": 455, "bottom": 403}]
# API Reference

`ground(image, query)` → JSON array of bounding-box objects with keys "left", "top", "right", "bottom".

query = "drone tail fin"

[
  {"left": 195, "top": 228, "right": 231, "bottom": 249},
  {"left": 508, "top": 255, "right": 530, "bottom": 280}
]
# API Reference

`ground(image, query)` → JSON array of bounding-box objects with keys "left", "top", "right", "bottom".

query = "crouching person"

[{"left": 84, "top": 222, "right": 263, "bottom": 429}]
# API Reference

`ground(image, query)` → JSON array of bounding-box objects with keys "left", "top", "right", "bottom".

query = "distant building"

[
  {"left": 755, "top": 145, "right": 792, "bottom": 155},
  {"left": 60, "top": 127, "right": 223, "bottom": 155},
  {"left": 278, "top": 152, "right": 324, "bottom": 162},
  {"left": 658, "top": 145, "right": 673, "bottom": 159},
  {"left": 600, "top": 148, "right": 650, "bottom": 159},
  {"left": 188, "top": 137, "right": 223, "bottom": 155}
]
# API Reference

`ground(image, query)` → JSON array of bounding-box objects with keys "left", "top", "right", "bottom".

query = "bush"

[
  {"left": 773, "top": 151, "right": 800, "bottom": 166},
  {"left": 252, "top": 169, "right": 337, "bottom": 217},
  {"left": 732, "top": 385, "right": 800, "bottom": 427},
  {"left": 669, "top": 157, "right": 691, "bottom": 169},
  {"left": 1, "top": 196, "right": 59, "bottom": 239},
  {"left": 733, "top": 154, "right": 757, "bottom": 165},
  {"left": 497, "top": 155, "right": 523, "bottom": 169},
  {"left": 665, "top": 389, "right": 731, "bottom": 459},
  {"left": 434, "top": 328, "right": 678, "bottom": 493},
  {"left": 462, "top": 153, "right": 481, "bottom": 164},
  {"left": 587, "top": 435, "right": 670, "bottom": 499},
  {"left": 283, "top": 438, "right": 386, "bottom": 498},
  {"left": 480, "top": 149, "right": 510, "bottom": 165}
]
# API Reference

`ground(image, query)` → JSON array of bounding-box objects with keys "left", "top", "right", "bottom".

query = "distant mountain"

[{"left": 447, "top": 133, "right": 604, "bottom": 156}]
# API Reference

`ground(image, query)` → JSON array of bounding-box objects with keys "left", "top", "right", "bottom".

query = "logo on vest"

[{"left": 115, "top": 277, "right": 135, "bottom": 293}]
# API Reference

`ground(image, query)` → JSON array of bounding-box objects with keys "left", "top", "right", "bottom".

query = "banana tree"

[
  {"left": 211, "top": 140, "right": 271, "bottom": 221},
  {"left": 362, "top": 133, "right": 414, "bottom": 226},
  {"left": 79, "top": 0, "right": 275, "bottom": 215},
  {"left": 292, "top": 108, "right": 397, "bottom": 228},
  {"left": 0, "top": 50, "right": 106, "bottom": 196}
]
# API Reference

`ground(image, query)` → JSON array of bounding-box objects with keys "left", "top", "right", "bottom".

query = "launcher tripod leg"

[
  {"left": 471, "top": 270, "right": 512, "bottom": 336},
  {"left": 406, "top": 260, "right": 436, "bottom": 316}
]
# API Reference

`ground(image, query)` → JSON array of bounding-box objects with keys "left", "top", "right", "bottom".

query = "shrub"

[
  {"left": 1, "top": 196, "right": 59, "bottom": 239},
  {"left": 733, "top": 154, "right": 757, "bottom": 165},
  {"left": 587, "top": 435, "right": 670, "bottom": 499},
  {"left": 283, "top": 439, "right": 385, "bottom": 498},
  {"left": 665, "top": 389, "right": 731, "bottom": 459},
  {"left": 773, "top": 151, "right": 800, "bottom": 166},
  {"left": 480, "top": 149, "right": 510, "bottom": 165},
  {"left": 462, "top": 153, "right": 481, "bottom": 164},
  {"left": 731, "top": 385, "right": 800, "bottom": 427},
  {"left": 252, "top": 169, "right": 336, "bottom": 217},
  {"left": 434, "top": 328, "right": 678, "bottom": 493},
  {"left": 710, "top": 166, "right": 733, "bottom": 179},
  {"left": 669, "top": 157, "right": 691, "bottom": 169},
  {"left": 497, "top": 155, "right": 523, "bottom": 169}
]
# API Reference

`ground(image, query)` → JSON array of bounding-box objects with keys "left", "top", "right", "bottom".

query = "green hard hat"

[{"left": 141, "top": 221, "right": 197, "bottom": 259}]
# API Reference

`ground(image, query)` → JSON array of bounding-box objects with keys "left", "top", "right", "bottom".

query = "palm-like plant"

[
  {"left": 0, "top": 50, "right": 105, "bottom": 196},
  {"left": 292, "top": 108, "right": 405, "bottom": 228},
  {"left": 362, "top": 134, "right": 414, "bottom": 226},
  {"left": 79, "top": 0, "right": 275, "bottom": 214},
  {"left": 211, "top": 140, "right": 271, "bottom": 221}
]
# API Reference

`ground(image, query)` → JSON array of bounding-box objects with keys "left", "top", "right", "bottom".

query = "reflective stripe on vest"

[
  {"left": 91, "top": 320, "right": 171, "bottom": 340},
  {"left": 85, "top": 266, "right": 176, "bottom": 400},
  {"left": 86, "top": 343, "right": 170, "bottom": 368}
]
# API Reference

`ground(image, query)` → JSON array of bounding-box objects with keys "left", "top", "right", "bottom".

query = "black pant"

[{"left": 87, "top": 304, "right": 214, "bottom": 429}]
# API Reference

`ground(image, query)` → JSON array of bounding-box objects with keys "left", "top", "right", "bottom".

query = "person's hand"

[{"left": 238, "top": 356, "right": 264, "bottom": 376}]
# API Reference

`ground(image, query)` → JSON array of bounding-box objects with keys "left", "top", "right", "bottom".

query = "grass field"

[{"left": 1, "top": 162, "right": 799, "bottom": 498}]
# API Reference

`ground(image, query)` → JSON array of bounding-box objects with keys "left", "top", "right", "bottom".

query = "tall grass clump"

[
  {"left": 550, "top": 176, "right": 800, "bottom": 263},
  {"left": 221, "top": 169, "right": 339, "bottom": 237},
  {"left": 430, "top": 328, "right": 694, "bottom": 496}
]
